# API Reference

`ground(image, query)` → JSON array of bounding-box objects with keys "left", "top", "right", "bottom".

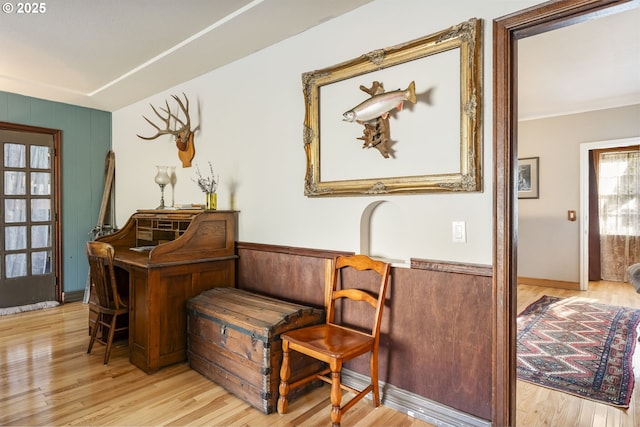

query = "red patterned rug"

[{"left": 517, "top": 295, "right": 640, "bottom": 407}]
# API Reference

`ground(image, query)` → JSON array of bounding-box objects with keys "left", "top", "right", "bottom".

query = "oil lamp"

[{"left": 154, "top": 166, "right": 170, "bottom": 209}]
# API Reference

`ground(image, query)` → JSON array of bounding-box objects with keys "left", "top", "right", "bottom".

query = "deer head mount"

[{"left": 137, "top": 93, "right": 200, "bottom": 168}]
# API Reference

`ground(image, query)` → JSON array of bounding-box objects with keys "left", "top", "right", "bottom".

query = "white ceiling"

[
  {"left": 518, "top": 5, "right": 640, "bottom": 120},
  {"left": 0, "top": 0, "right": 638, "bottom": 117},
  {"left": 0, "top": 0, "right": 374, "bottom": 112}
]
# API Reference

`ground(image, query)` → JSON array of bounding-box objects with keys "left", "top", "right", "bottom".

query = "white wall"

[
  {"left": 112, "top": 0, "right": 544, "bottom": 265},
  {"left": 518, "top": 104, "right": 640, "bottom": 282}
]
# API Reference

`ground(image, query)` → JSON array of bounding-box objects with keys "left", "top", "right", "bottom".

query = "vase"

[{"left": 205, "top": 192, "right": 217, "bottom": 210}]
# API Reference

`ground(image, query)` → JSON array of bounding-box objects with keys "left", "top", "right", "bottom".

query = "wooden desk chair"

[
  {"left": 277, "top": 254, "right": 391, "bottom": 427},
  {"left": 86, "top": 241, "right": 128, "bottom": 364}
]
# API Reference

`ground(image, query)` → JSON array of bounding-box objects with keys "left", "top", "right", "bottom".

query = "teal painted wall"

[{"left": 0, "top": 91, "right": 112, "bottom": 296}]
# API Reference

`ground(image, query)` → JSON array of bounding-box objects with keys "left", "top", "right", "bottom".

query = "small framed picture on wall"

[{"left": 517, "top": 157, "right": 539, "bottom": 199}]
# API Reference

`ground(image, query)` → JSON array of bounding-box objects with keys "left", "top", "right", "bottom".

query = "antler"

[
  {"left": 137, "top": 93, "right": 200, "bottom": 168},
  {"left": 137, "top": 93, "right": 192, "bottom": 146}
]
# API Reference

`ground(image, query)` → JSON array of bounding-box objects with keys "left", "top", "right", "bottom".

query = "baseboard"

[
  {"left": 63, "top": 290, "right": 85, "bottom": 303},
  {"left": 342, "top": 369, "right": 490, "bottom": 427},
  {"left": 518, "top": 276, "right": 580, "bottom": 290}
]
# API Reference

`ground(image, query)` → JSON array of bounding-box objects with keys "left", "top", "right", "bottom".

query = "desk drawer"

[
  {"left": 155, "top": 220, "right": 175, "bottom": 229},
  {"left": 136, "top": 229, "right": 153, "bottom": 241}
]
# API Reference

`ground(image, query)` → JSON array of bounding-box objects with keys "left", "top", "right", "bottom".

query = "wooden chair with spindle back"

[
  {"left": 277, "top": 254, "right": 391, "bottom": 427},
  {"left": 86, "top": 241, "right": 128, "bottom": 364}
]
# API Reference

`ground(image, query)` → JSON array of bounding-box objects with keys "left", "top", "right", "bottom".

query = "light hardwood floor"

[
  {"left": 516, "top": 281, "right": 640, "bottom": 427},
  {"left": 1, "top": 281, "right": 638, "bottom": 426},
  {"left": 0, "top": 302, "right": 433, "bottom": 427}
]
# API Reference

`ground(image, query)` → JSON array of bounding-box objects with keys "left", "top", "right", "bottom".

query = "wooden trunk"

[{"left": 187, "top": 287, "right": 325, "bottom": 414}]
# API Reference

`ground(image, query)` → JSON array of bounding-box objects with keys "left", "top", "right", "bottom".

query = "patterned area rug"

[{"left": 517, "top": 295, "right": 640, "bottom": 407}]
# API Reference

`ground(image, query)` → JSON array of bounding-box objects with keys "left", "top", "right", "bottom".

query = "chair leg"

[
  {"left": 277, "top": 339, "right": 291, "bottom": 414},
  {"left": 330, "top": 360, "right": 342, "bottom": 427},
  {"left": 87, "top": 313, "right": 100, "bottom": 354},
  {"left": 103, "top": 313, "right": 118, "bottom": 364},
  {"left": 371, "top": 350, "right": 381, "bottom": 407}
]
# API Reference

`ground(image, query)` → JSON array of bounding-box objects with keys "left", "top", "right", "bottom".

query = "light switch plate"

[{"left": 452, "top": 221, "right": 466, "bottom": 243}]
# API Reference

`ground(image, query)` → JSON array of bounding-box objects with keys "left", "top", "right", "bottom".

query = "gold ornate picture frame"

[{"left": 303, "top": 18, "right": 483, "bottom": 197}]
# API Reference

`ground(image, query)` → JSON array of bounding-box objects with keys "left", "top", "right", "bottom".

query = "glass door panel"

[{"left": 1, "top": 130, "right": 57, "bottom": 307}]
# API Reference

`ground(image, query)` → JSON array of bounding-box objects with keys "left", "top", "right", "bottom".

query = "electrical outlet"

[{"left": 452, "top": 221, "right": 466, "bottom": 243}]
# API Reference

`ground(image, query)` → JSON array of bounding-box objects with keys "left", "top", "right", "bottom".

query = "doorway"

[
  {"left": 493, "top": 0, "right": 638, "bottom": 425},
  {"left": 580, "top": 137, "right": 640, "bottom": 289},
  {"left": 0, "top": 122, "right": 62, "bottom": 308}
]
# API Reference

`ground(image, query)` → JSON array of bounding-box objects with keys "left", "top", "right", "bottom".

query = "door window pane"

[
  {"left": 598, "top": 151, "right": 639, "bottom": 236},
  {"left": 3, "top": 143, "right": 26, "bottom": 167},
  {"left": 4, "top": 171, "right": 26, "bottom": 195},
  {"left": 5, "top": 199, "right": 26, "bottom": 222},
  {"left": 30, "top": 145, "right": 51, "bottom": 169},
  {"left": 30, "top": 172, "right": 50, "bottom": 195},
  {"left": 6, "top": 253, "right": 27, "bottom": 278},
  {"left": 5, "top": 226, "right": 26, "bottom": 250},
  {"left": 32, "top": 251, "right": 51, "bottom": 275},
  {"left": 31, "top": 225, "right": 50, "bottom": 248},
  {"left": 31, "top": 199, "right": 51, "bottom": 221},
  {"left": 1, "top": 131, "right": 56, "bottom": 304}
]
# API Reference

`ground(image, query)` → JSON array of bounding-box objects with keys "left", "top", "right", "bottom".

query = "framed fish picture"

[{"left": 302, "top": 18, "right": 483, "bottom": 197}]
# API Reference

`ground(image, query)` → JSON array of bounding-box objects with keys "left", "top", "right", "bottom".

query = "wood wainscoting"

[{"left": 236, "top": 243, "right": 493, "bottom": 425}]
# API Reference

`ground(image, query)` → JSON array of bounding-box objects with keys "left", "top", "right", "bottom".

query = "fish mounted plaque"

[
  {"left": 302, "top": 18, "right": 483, "bottom": 197},
  {"left": 343, "top": 80, "right": 417, "bottom": 159}
]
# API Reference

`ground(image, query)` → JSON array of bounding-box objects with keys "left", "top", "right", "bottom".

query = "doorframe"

[
  {"left": 0, "top": 121, "right": 63, "bottom": 303},
  {"left": 492, "top": 0, "right": 636, "bottom": 425},
  {"left": 579, "top": 137, "right": 640, "bottom": 290}
]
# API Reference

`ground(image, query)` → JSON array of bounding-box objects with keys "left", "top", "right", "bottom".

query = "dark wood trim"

[
  {"left": 492, "top": 1, "right": 635, "bottom": 425},
  {"left": 53, "top": 129, "right": 62, "bottom": 303},
  {"left": 0, "top": 121, "right": 59, "bottom": 134},
  {"left": 518, "top": 276, "right": 580, "bottom": 290},
  {"left": 63, "top": 290, "right": 84, "bottom": 303},
  {"left": 236, "top": 241, "right": 353, "bottom": 259},
  {"left": 410, "top": 258, "right": 492, "bottom": 277},
  {"left": 0, "top": 121, "right": 63, "bottom": 303}
]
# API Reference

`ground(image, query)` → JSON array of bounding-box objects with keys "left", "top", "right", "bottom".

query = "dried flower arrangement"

[{"left": 193, "top": 162, "right": 218, "bottom": 193}]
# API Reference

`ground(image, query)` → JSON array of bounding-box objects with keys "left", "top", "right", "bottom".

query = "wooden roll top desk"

[{"left": 95, "top": 209, "right": 238, "bottom": 373}]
